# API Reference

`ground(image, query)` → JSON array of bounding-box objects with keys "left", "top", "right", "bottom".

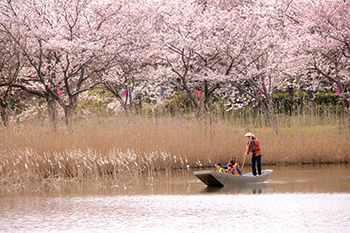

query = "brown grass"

[{"left": 0, "top": 115, "right": 349, "bottom": 193}]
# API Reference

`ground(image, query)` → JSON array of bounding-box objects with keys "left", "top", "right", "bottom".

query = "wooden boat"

[{"left": 193, "top": 169, "right": 273, "bottom": 187}]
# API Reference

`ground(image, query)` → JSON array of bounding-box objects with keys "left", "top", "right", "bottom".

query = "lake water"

[{"left": 1, "top": 164, "right": 350, "bottom": 233}]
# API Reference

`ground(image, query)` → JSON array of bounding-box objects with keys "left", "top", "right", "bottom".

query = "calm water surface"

[{"left": 1, "top": 164, "right": 350, "bottom": 233}]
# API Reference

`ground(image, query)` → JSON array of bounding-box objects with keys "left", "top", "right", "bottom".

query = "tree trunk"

[
  {"left": 252, "top": 100, "right": 258, "bottom": 122},
  {"left": 64, "top": 105, "right": 74, "bottom": 131},
  {"left": 341, "top": 100, "right": 350, "bottom": 129},
  {"left": 258, "top": 90, "right": 279, "bottom": 134},
  {"left": 0, "top": 105, "right": 8, "bottom": 127},
  {"left": 306, "top": 90, "right": 317, "bottom": 116},
  {"left": 345, "top": 109, "right": 350, "bottom": 130},
  {"left": 0, "top": 87, "right": 12, "bottom": 127},
  {"left": 47, "top": 96, "right": 58, "bottom": 131},
  {"left": 203, "top": 80, "right": 210, "bottom": 112},
  {"left": 258, "top": 95, "right": 279, "bottom": 134},
  {"left": 267, "top": 98, "right": 279, "bottom": 134},
  {"left": 288, "top": 86, "right": 295, "bottom": 97},
  {"left": 254, "top": 100, "right": 279, "bottom": 134}
]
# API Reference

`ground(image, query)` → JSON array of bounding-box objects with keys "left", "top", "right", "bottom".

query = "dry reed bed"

[
  {"left": 0, "top": 116, "right": 349, "bottom": 192},
  {"left": 0, "top": 148, "right": 182, "bottom": 192}
]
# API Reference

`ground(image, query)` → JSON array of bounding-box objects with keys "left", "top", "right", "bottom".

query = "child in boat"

[
  {"left": 226, "top": 161, "right": 243, "bottom": 175},
  {"left": 215, "top": 162, "right": 226, "bottom": 173},
  {"left": 222, "top": 159, "right": 243, "bottom": 175},
  {"left": 230, "top": 159, "right": 243, "bottom": 176},
  {"left": 226, "top": 164, "right": 235, "bottom": 174}
]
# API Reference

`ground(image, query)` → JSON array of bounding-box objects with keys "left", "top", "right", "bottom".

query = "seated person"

[
  {"left": 215, "top": 162, "right": 226, "bottom": 173},
  {"left": 226, "top": 164, "right": 234, "bottom": 174},
  {"left": 231, "top": 159, "right": 243, "bottom": 176},
  {"left": 222, "top": 159, "right": 243, "bottom": 176}
]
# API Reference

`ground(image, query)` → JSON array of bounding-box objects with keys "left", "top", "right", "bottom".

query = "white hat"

[{"left": 244, "top": 132, "right": 255, "bottom": 137}]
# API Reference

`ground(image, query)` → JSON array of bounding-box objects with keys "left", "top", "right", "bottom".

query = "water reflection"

[{"left": 201, "top": 183, "right": 271, "bottom": 195}]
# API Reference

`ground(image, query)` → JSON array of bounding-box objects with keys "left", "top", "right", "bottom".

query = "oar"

[{"left": 241, "top": 153, "right": 247, "bottom": 170}]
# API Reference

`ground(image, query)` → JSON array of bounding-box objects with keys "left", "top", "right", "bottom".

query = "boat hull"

[{"left": 193, "top": 169, "right": 273, "bottom": 187}]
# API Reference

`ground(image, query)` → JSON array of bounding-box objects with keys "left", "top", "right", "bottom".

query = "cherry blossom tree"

[
  {"left": 102, "top": 63, "right": 155, "bottom": 115},
  {"left": 1, "top": 0, "right": 348, "bottom": 131},
  {"left": 0, "top": 30, "right": 22, "bottom": 126},
  {"left": 209, "top": 0, "right": 291, "bottom": 133},
  {"left": 285, "top": 0, "right": 350, "bottom": 126},
  {"left": 0, "top": 0, "right": 122, "bottom": 128},
  {"left": 153, "top": 0, "right": 292, "bottom": 131},
  {"left": 101, "top": 1, "right": 161, "bottom": 115},
  {"left": 154, "top": 0, "right": 227, "bottom": 115}
]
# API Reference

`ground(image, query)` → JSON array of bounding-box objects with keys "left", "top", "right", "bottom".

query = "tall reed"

[{"left": 0, "top": 114, "right": 349, "bottom": 192}]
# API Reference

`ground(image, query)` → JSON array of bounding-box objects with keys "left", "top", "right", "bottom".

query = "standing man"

[{"left": 244, "top": 132, "right": 262, "bottom": 176}]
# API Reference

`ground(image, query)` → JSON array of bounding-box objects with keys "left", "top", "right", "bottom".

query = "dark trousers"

[{"left": 251, "top": 155, "right": 262, "bottom": 176}]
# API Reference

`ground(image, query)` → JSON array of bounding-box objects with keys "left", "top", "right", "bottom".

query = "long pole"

[{"left": 241, "top": 154, "right": 246, "bottom": 170}]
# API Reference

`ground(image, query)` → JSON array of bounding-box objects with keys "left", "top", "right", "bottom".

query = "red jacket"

[
  {"left": 245, "top": 137, "right": 262, "bottom": 157},
  {"left": 226, "top": 168, "right": 234, "bottom": 174}
]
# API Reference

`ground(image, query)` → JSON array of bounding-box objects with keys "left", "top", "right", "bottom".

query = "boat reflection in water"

[{"left": 201, "top": 183, "right": 272, "bottom": 195}]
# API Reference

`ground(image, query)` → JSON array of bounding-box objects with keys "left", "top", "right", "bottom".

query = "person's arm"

[
  {"left": 236, "top": 166, "right": 243, "bottom": 176},
  {"left": 245, "top": 141, "right": 250, "bottom": 155}
]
